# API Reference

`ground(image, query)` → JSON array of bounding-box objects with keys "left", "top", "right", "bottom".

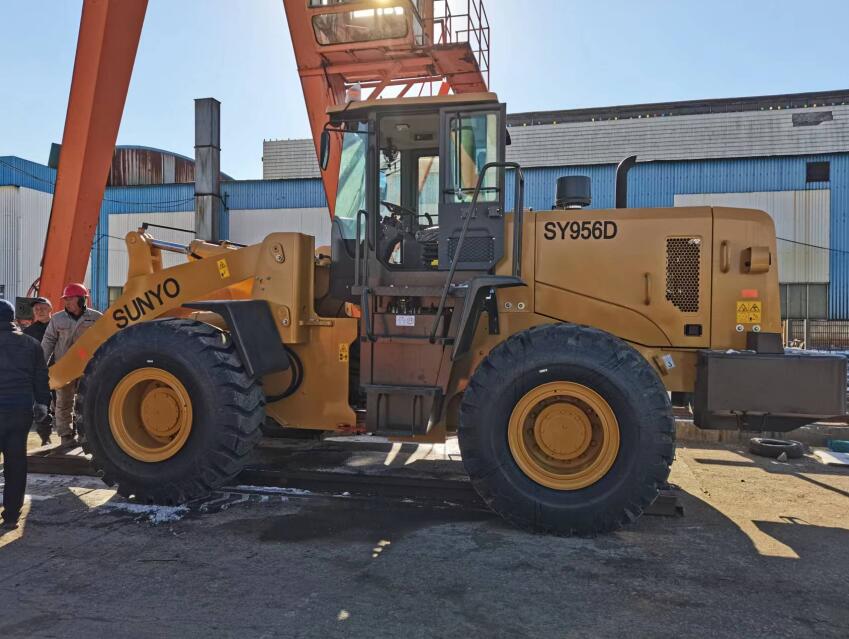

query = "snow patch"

[
  {"left": 231, "top": 485, "right": 312, "bottom": 496},
  {"left": 101, "top": 502, "right": 188, "bottom": 524}
]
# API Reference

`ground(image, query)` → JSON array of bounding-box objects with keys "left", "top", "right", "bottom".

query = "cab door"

[{"left": 437, "top": 104, "right": 506, "bottom": 271}]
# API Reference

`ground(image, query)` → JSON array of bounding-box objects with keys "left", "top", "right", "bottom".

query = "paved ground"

[{"left": 1, "top": 442, "right": 848, "bottom": 638}]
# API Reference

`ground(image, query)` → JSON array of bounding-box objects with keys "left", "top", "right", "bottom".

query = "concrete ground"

[{"left": 1, "top": 441, "right": 848, "bottom": 639}]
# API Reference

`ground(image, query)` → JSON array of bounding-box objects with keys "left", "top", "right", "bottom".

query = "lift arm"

[{"left": 38, "top": 0, "right": 147, "bottom": 306}]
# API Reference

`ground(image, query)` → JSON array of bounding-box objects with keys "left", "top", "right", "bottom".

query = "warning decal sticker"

[{"left": 736, "top": 300, "right": 762, "bottom": 324}]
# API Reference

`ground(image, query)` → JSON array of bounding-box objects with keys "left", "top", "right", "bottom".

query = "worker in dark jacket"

[
  {"left": 23, "top": 297, "right": 53, "bottom": 343},
  {"left": 0, "top": 299, "right": 51, "bottom": 530},
  {"left": 23, "top": 297, "right": 54, "bottom": 445}
]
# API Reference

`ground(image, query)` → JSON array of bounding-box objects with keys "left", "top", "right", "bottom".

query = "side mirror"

[{"left": 319, "top": 129, "right": 331, "bottom": 171}]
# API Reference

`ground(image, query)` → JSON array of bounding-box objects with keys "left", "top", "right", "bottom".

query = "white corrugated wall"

[
  {"left": 107, "top": 211, "right": 194, "bottom": 287},
  {"left": 18, "top": 186, "right": 55, "bottom": 294},
  {"left": 0, "top": 186, "right": 21, "bottom": 300},
  {"left": 0, "top": 186, "right": 86, "bottom": 301},
  {"left": 228, "top": 207, "right": 331, "bottom": 247},
  {"left": 674, "top": 190, "right": 830, "bottom": 283}
]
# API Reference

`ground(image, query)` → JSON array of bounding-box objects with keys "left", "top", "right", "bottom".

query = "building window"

[
  {"left": 779, "top": 283, "right": 828, "bottom": 319},
  {"left": 806, "top": 161, "right": 830, "bottom": 183}
]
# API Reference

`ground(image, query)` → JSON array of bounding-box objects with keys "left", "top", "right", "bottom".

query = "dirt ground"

[{"left": 1, "top": 441, "right": 848, "bottom": 639}]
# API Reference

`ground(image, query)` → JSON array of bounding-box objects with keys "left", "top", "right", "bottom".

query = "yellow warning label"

[
  {"left": 217, "top": 259, "right": 230, "bottom": 279},
  {"left": 736, "top": 300, "right": 762, "bottom": 324},
  {"left": 338, "top": 343, "right": 349, "bottom": 362}
]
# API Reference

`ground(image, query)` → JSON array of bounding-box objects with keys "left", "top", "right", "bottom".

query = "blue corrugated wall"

[
  {"left": 507, "top": 156, "right": 837, "bottom": 210},
  {"left": 222, "top": 178, "right": 327, "bottom": 210},
  {"left": 4, "top": 153, "right": 848, "bottom": 316}
]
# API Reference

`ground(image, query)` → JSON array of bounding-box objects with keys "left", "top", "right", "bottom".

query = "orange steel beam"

[
  {"left": 39, "top": 0, "right": 147, "bottom": 305},
  {"left": 283, "top": 0, "right": 346, "bottom": 216}
]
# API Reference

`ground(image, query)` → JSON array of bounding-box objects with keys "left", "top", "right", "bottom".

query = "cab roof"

[{"left": 327, "top": 92, "right": 500, "bottom": 119}]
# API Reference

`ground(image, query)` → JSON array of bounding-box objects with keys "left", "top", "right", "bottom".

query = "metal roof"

[
  {"left": 506, "top": 88, "right": 849, "bottom": 127},
  {"left": 263, "top": 139, "right": 319, "bottom": 181},
  {"left": 506, "top": 104, "right": 849, "bottom": 168},
  {"left": 264, "top": 89, "right": 849, "bottom": 178}
]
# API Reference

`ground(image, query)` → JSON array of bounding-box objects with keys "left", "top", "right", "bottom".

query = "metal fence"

[
  {"left": 784, "top": 319, "right": 849, "bottom": 351},
  {"left": 430, "top": 0, "right": 490, "bottom": 85}
]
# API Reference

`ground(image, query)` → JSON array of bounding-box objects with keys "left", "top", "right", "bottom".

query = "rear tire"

[
  {"left": 76, "top": 319, "right": 264, "bottom": 504},
  {"left": 459, "top": 323, "right": 675, "bottom": 535}
]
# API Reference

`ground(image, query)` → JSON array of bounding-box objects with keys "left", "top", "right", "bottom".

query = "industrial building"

[{"left": 2, "top": 88, "right": 848, "bottom": 319}]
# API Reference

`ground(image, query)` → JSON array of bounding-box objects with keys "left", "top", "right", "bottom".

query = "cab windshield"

[{"left": 334, "top": 127, "right": 368, "bottom": 240}]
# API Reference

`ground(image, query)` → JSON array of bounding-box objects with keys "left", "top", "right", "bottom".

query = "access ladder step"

[{"left": 363, "top": 384, "right": 444, "bottom": 437}]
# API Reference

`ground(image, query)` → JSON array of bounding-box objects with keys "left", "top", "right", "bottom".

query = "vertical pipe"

[
  {"left": 194, "top": 98, "right": 222, "bottom": 241},
  {"left": 512, "top": 167, "right": 524, "bottom": 278},
  {"left": 614, "top": 155, "right": 637, "bottom": 209}
]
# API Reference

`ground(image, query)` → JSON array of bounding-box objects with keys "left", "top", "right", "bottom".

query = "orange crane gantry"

[{"left": 37, "top": 0, "right": 490, "bottom": 307}]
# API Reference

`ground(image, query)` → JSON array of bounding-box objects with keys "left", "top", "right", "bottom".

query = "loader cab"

[{"left": 326, "top": 93, "right": 508, "bottom": 300}]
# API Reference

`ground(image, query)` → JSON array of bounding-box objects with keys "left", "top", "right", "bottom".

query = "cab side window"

[{"left": 446, "top": 112, "right": 499, "bottom": 203}]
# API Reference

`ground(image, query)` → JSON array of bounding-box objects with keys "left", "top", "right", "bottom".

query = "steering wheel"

[{"left": 381, "top": 201, "right": 434, "bottom": 228}]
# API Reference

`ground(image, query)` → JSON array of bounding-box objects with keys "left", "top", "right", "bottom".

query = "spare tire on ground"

[{"left": 749, "top": 437, "right": 805, "bottom": 459}]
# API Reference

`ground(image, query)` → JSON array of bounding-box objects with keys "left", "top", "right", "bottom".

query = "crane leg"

[{"left": 39, "top": 0, "right": 148, "bottom": 306}]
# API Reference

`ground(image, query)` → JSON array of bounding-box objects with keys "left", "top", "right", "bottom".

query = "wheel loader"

[{"left": 49, "top": 92, "right": 846, "bottom": 534}]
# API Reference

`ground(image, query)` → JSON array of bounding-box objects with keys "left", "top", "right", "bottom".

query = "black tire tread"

[
  {"left": 75, "top": 318, "right": 264, "bottom": 505},
  {"left": 459, "top": 322, "right": 675, "bottom": 535}
]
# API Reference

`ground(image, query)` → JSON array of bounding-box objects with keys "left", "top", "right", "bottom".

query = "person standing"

[
  {"left": 0, "top": 299, "right": 51, "bottom": 530},
  {"left": 42, "top": 283, "right": 102, "bottom": 447},
  {"left": 23, "top": 297, "right": 53, "bottom": 343},
  {"left": 23, "top": 297, "right": 54, "bottom": 445}
]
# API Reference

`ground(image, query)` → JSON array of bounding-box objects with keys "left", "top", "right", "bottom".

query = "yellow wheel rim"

[
  {"left": 508, "top": 381, "right": 620, "bottom": 490},
  {"left": 109, "top": 368, "right": 193, "bottom": 462}
]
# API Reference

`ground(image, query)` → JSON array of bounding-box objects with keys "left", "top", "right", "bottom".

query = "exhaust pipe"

[{"left": 615, "top": 155, "right": 637, "bottom": 209}]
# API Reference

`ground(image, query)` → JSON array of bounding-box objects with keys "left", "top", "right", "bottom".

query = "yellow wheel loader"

[{"left": 50, "top": 93, "right": 846, "bottom": 534}]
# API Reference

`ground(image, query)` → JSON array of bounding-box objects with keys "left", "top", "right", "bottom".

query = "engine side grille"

[
  {"left": 666, "top": 237, "right": 701, "bottom": 313},
  {"left": 447, "top": 235, "right": 495, "bottom": 263}
]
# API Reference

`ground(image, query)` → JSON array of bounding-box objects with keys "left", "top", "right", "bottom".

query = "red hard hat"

[{"left": 61, "top": 283, "right": 89, "bottom": 299}]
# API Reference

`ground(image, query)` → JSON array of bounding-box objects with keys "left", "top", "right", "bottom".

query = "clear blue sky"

[{"left": 1, "top": 0, "right": 847, "bottom": 179}]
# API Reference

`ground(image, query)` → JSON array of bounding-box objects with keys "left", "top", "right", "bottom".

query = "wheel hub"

[
  {"left": 508, "top": 381, "right": 620, "bottom": 491},
  {"left": 140, "top": 386, "right": 183, "bottom": 439},
  {"left": 109, "top": 367, "right": 193, "bottom": 462},
  {"left": 533, "top": 403, "right": 592, "bottom": 460}
]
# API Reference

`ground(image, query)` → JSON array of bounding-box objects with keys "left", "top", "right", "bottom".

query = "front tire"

[
  {"left": 459, "top": 323, "right": 674, "bottom": 535},
  {"left": 76, "top": 319, "right": 264, "bottom": 504}
]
